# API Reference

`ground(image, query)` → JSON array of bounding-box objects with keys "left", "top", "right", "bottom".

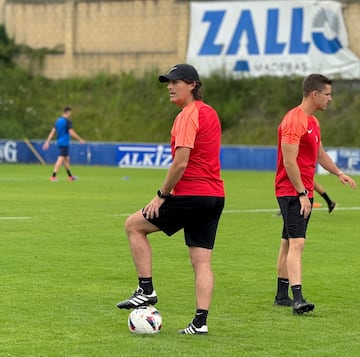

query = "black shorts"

[
  {"left": 58, "top": 146, "right": 69, "bottom": 157},
  {"left": 144, "top": 195, "right": 225, "bottom": 249},
  {"left": 277, "top": 196, "right": 313, "bottom": 239}
]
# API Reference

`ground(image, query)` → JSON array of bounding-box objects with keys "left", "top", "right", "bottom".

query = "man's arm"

[
  {"left": 143, "top": 147, "right": 191, "bottom": 219},
  {"left": 282, "top": 143, "right": 306, "bottom": 193},
  {"left": 159, "top": 147, "right": 190, "bottom": 195},
  {"left": 282, "top": 142, "right": 312, "bottom": 217},
  {"left": 318, "top": 143, "right": 357, "bottom": 189},
  {"left": 42, "top": 128, "right": 56, "bottom": 150},
  {"left": 69, "top": 128, "right": 85, "bottom": 143}
]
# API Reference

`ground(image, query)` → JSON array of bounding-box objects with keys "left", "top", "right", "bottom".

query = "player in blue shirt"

[{"left": 43, "top": 107, "right": 85, "bottom": 181}]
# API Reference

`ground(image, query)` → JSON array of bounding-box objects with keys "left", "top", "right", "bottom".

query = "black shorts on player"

[
  {"left": 117, "top": 195, "right": 224, "bottom": 310},
  {"left": 145, "top": 195, "right": 225, "bottom": 249},
  {"left": 277, "top": 196, "right": 313, "bottom": 239},
  {"left": 59, "top": 146, "right": 70, "bottom": 157}
]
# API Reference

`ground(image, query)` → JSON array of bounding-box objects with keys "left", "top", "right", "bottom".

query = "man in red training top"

[
  {"left": 117, "top": 64, "right": 225, "bottom": 334},
  {"left": 274, "top": 74, "right": 356, "bottom": 314}
]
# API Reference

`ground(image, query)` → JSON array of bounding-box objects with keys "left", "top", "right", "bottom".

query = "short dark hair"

[
  {"left": 303, "top": 74, "right": 332, "bottom": 97},
  {"left": 63, "top": 106, "right": 72, "bottom": 113}
]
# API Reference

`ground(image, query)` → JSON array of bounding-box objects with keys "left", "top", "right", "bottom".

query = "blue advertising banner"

[
  {"left": 117, "top": 144, "right": 172, "bottom": 168},
  {"left": 1, "top": 140, "right": 359, "bottom": 174},
  {"left": 220, "top": 145, "right": 277, "bottom": 171}
]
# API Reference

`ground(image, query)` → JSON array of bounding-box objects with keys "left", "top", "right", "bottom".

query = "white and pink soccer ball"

[{"left": 128, "top": 306, "right": 162, "bottom": 334}]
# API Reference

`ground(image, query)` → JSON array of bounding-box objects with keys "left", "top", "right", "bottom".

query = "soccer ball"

[{"left": 128, "top": 306, "right": 162, "bottom": 334}]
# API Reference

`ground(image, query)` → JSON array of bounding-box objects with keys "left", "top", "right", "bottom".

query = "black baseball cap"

[{"left": 159, "top": 64, "right": 200, "bottom": 83}]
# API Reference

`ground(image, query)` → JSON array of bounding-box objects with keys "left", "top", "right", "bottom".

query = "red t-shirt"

[
  {"left": 275, "top": 106, "right": 321, "bottom": 198},
  {"left": 170, "top": 100, "right": 224, "bottom": 197}
]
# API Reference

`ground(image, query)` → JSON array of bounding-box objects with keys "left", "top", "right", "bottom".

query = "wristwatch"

[
  {"left": 157, "top": 190, "right": 170, "bottom": 199},
  {"left": 298, "top": 189, "right": 308, "bottom": 197}
]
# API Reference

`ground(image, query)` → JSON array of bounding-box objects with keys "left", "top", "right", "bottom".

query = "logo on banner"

[
  {"left": 117, "top": 145, "right": 172, "bottom": 168},
  {"left": 0, "top": 141, "right": 18, "bottom": 163},
  {"left": 187, "top": 1, "right": 360, "bottom": 78},
  {"left": 199, "top": 8, "right": 341, "bottom": 56}
]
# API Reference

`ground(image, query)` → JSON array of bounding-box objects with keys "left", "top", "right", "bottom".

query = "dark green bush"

[
  {"left": 0, "top": 20, "right": 359, "bottom": 146},
  {"left": 1, "top": 65, "right": 359, "bottom": 147}
]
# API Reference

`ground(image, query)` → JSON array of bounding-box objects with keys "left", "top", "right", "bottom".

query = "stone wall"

[
  {"left": 343, "top": 3, "right": 360, "bottom": 57},
  {"left": 0, "top": 0, "right": 5, "bottom": 24},
  {"left": 2, "top": 0, "right": 360, "bottom": 79},
  {"left": 4, "top": 0, "right": 188, "bottom": 78}
]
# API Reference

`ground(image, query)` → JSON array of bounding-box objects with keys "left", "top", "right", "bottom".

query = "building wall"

[
  {"left": 0, "top": 0, "right": 4, "bottom": 24},
  {"left": 3, "top": 0, "right": 360, "bottom": 79},
  {"left": 4, "top": 0, "right": 188, "bottom": 78},
  {"left": 343, "top": 2, "right": 360, "bottom": 55}
]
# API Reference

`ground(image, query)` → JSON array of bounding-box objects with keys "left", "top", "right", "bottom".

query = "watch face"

[{"left": 157, "top": 190, "right": 169, "bottom": 198}]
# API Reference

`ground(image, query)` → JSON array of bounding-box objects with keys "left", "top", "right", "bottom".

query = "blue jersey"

[{"left": 54, "top": 117, "right": 73, "bottom": 147}]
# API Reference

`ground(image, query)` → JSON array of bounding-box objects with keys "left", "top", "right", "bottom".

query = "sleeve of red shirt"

[
  {"left": 281, "top": 109, "right": 307, "bottom": 145},
  {"left": 174, "top": 104, "right": 199, "bottom": 149}
]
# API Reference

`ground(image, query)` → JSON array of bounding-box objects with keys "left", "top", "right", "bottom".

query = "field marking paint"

[
  {"left": 115, "top": 206, "right": 360, "bottom": 217},
  {"left": 0, "top": 216, "right": 32, "bottom": 220},
  {"left": 225, "top": 208, "right": 278, "bottom": 213},
  {"left": 225, "top": 206, "right": 360, "bottom": 213}
]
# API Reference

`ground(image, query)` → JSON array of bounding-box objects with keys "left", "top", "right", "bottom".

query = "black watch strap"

[
  {"left": 298, "top": 189, "right": 308, "bottom": 197},
  {"left": 157, "top": 190, "right": 170, "bottom": 199}
]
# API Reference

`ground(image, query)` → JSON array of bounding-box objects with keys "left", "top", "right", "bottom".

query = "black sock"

[
  {"left": 276, "top": 278, "right": 290, "bottom": 299},
  {"left": 52, "top": 172, "right": 57, "bottom": 177},
  {"left": 138, "top": 277, "right": 153, "bottom": 295},
  {"left": 193, "top": 309, "right": 208, "bottom": 328},
  {"left": 321, "top": 192, "right": 332, "bottom": 207},
  {"left": 66, "top": 169, "right": 72, "bottom": 177},
  {"left": 291, "top": 284, "right": 304, "bottom": 302}
]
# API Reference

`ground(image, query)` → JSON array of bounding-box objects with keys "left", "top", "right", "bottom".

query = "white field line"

[
  {"left": 114, "top": 206, "right": 360, "bottom": 217},
  {"left": 0, "top": 216, "right": 32, "bottom": 220},
  {"left": 225, "top": 206, "right": 360, "bottom": 213}
]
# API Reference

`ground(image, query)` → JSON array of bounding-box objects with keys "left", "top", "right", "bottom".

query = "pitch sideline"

[{"left": 115, "top": 206, "right": 360, "bottom": 217}]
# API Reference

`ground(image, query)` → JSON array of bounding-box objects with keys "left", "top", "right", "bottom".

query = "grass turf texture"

[{"left": 1, "top": 164, "right": 359, "bottom": 356}]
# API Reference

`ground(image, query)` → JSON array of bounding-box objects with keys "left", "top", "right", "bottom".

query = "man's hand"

[
  {"left": 143, "top": 196, "right": 165, "bottom": 220},
  {"left": 299, "top": 196, "right": 312, "bottom": 219},
  {"left": 338, "top": 172, "right": 357, "bottom": 189}
]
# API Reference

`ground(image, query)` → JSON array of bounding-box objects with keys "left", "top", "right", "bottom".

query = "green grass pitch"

[{"left": 1, "top": 164, "right": 360, "bottom": 356}]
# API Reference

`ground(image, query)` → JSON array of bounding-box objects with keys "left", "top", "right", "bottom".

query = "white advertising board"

[{"left": 187, "top": 1, "right": 360, "bottom": 78}]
